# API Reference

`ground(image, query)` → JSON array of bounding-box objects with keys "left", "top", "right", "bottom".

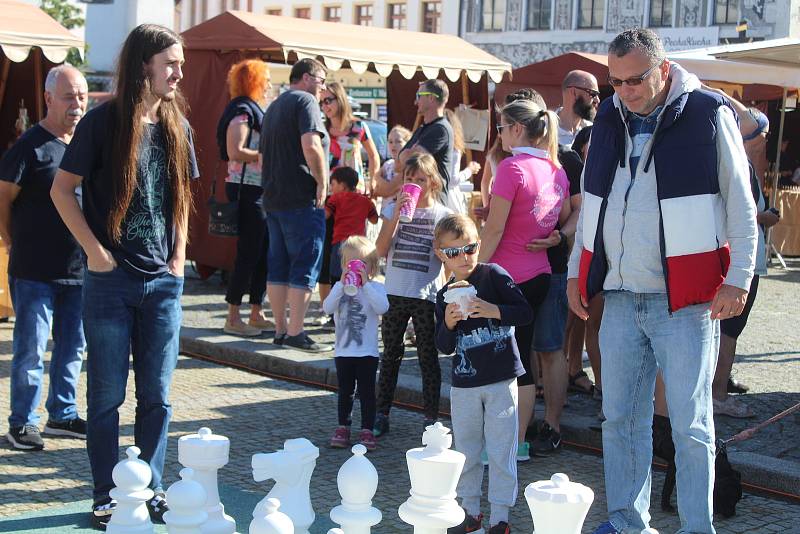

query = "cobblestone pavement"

[{"left": 0, "top": 319, "right": 798, "bottom": 532}]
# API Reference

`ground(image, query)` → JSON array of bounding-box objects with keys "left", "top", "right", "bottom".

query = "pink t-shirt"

[{"left": 490, "top": 149, "right": 569, "bottom": 283}]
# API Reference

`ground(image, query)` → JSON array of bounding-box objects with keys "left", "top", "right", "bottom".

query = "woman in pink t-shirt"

[{"left": 478, "top": 99, "right": 571, "bottom": 457}]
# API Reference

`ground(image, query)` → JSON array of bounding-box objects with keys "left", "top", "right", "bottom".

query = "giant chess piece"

[
  {"left": 398, "top": 422, "right": 465, "bottom": 534},
  {"left": 107, "top": 446, "right": 154, "bottom": 534},
  {"left": 330, "top": 444, "right": 382, "bottom": 533},
  {"left": 250, "top": 498, "right": 294, "bottom": 534},
  {"left": 252, "top": 438, "right": 319, "bottom": 534},
  {"left": 524, "top": 473, "right": 594, "bottom": 534},
  {"left": 164, "top": 468, "right": 208, "bottom": 533},
  {"left": 641, "top": 529, "right": 659, "bottom": 534},
  {"left": 326, "top": 530, "right": 344, "bottom": 534},
  {"left": 178, "top": 427, "right": 236, "bottom": 534}
]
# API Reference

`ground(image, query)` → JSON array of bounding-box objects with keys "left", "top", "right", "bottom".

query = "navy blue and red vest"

[{"left": 578, "top": 90, "right": 735, "bottom": 312}]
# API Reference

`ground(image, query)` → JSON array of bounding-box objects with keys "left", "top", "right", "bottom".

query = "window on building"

[
  {"left": 355, "top": 4, "right": 374, "bottom": 25},
  {"left": 481, "top": 0, "right": 505, "bottom": 31},
  {"left": 295, "top": 7, "right": 311, "bottom": 18},
  {"left": 422, "top": 1, "right": 442, "bottom": 32},
  {"left": 201, "top": 0, "right": 208, "bottom": 21},
  {"left": 266, "top": 8, "right": 282, "bottom": 15},
  {"left": 325, "top": 6, "right": 342, "bottom": 21},
  {"left": 388, "top": 3, "right": 407, "bottom": 29},
  {"left": 526, "top": 0, "right": 551, "bottom": 29},
  {"left": 577, "top": 0, "right": 604, "bottom": 28},
  {"left": 714, "top": 0, "right": 738, "bottom": 24},
  {"left": 649, "top": 0, "right": 672, "bottom": 26}
]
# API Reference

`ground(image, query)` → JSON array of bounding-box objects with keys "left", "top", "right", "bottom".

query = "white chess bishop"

[
  {"left": 107, "top": 446, "right": 154, "bottom": 534},
  {"left": 329, "top": 444, "right": 382, "bottom": 533},
  {"left": 178, "top": 427, "right": 236, "bottom": 534},
  {"left": 252, "top": 437, "right": 319, "bottom": 534},
  {"left": 398, "top": 422, "right": 466, "bottom": 534},
  {"left": 164, "top": 468, "right": 208, "bottom": 533},
  {"left": 250, "top": 498, "right": 294, "bottom": 534},
  {"left": 524, "top": 473, "right": 593, "bottom": 534}
]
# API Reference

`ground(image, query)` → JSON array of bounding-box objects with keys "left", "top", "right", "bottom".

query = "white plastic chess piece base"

[{"left": 107, "top": 447, "right": 155, "bottom": 534}]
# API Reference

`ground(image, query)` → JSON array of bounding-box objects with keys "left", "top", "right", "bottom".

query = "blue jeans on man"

[
  {"left": 8, "top": 278, "right": 85, "bottom": 428},
  {"left": 600, "top": 291, "right": 717, "bottom": 534},
  {"left": 82, "top": 267, "right": 183, "bottom": 502}
]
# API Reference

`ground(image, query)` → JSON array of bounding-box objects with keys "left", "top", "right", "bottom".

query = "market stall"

[{"left": 181, "top": 10, "right": 511, "bottom": 273}]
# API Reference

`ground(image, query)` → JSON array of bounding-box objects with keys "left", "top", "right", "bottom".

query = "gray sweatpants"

[{"left": 450, "top": 378, "right": 519, "bottom": 526}]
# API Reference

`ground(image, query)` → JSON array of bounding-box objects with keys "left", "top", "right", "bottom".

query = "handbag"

[{"left": 208, "top": 128, "right": 252, "bottom": 237}]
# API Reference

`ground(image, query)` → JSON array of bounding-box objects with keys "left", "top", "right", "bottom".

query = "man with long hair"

[{"left": 51, "top": 24, "right": 198, "bottom": 529}]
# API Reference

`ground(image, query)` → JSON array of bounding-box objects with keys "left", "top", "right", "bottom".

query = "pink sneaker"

[
  {"left": 330, "top": 426, "right": 351, "bottom": 448},
  {"left": 359, "top": 429, "right": 377, "bottom": 451}
]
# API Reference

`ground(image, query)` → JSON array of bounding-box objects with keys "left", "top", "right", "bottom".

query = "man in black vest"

[{"left": 566, "top": 29, "right": 757, "bottom": 534}]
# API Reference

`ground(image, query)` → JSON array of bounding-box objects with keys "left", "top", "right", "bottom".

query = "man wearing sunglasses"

[
  {"left": 556, "top": 70, "right": 600, "bottom": 147},
  {"left": 566, "top": 28, "right": 757, "bottom": 534}
]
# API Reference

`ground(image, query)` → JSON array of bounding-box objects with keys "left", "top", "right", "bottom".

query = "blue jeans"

[
  {"left": 8, "top": 278, "right": 85, "bottom": 428},
  {"left": 82, "top": 267, "right": 183, "bottom": 502},
  {"left": 600, "top": 291, "right": 717, "bottom": 534},
  {"left": 266, "top": 207, "right": 325, "bottom": 290}
]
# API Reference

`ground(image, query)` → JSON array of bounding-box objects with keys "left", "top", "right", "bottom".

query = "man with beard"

[{"left": 556, "top": 70, "right": 600, "bottom": 146}]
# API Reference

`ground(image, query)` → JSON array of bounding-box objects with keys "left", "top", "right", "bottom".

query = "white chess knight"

[
  {"left": 524, "top": 473, "right": 593, "bottom": 534},
  {"left": 398, "top": 422, "right": 466, "bottom": 534},
  {"left": 330, "top": 444, "right": 381, "bottom": 534},
  {"left": 252, "top": 437, "right": 319, "bottom": 534},
  {"left": 107, "top": 446, "right": 154, "bottom": 534},
  {"left": 250, "top": 498, "right": 294, "bottom": 534},
  {"left": 178, "top": 427, "right": 236, "bottom": 534},
  {"left": 164, "top": 468, "right": 208, "bottom": 533}
]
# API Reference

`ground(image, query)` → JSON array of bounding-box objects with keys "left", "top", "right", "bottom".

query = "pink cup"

[
  {"left": 398, "top": 183, "right": 423, "bottom": 223},
  {"left": 343, "top": 259, "right": 366, "bottom": 296}
]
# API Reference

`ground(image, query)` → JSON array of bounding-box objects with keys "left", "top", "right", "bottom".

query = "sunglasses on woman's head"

[
  {"left": 320, "top": 96, "right": 336, "bottom": 106},
  {"left": 439, "top": 242, "right": 479, "bottom": 259}
]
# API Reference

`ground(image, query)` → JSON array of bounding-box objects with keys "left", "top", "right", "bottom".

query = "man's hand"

[
  {"left": 168, "top": 255, "right": 185, "bottom": 278},
  {"left": 87, "top": 247, "right": 117, "bottom": 273},
  {"left": 466, "top": 297, "right": 501, "bottom": 320},
  {"left": 757, "top": 210, "right": 780, "bottom": 229},
  {"left": 316, "top": 184, "right": 327, "bottom": 209},
  {"left": 567, "top": 278, "right": 588, "bottom": 320},
  {"left": 710, "top": 284, "right": 748, "bottom": 320},
  {"left": 444, "top": 302, "right": 462, "bottom": 330},
  {"left": 526, "top": 230, "right": 562, "bottom": 252}
]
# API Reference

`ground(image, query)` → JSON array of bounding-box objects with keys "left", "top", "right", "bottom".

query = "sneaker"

[
  {"left": 147, "top": 492, "right": 169, "bottom": 523},
  {"left": 273, "top": 332, "right": 287, "bottom": 346},
  {"left": 359, "top": 429, "right": 377, "bottom": 451},
  {"left": 480, "top": 449, "right": 489, "bottom": 466},
  {"left": 330, "top": 426, "right": 351, "bottom": 448},
  {"left": 44, "top": 417, "right": 87, "bottom": 439},
  {"left": 713, "top": 396, "right": 755, "bottom": 418},
  {"left": 91, "top": 499, "right": 116, "bottom": 530},
  {"left": 6, "top": 425, "right": 44, "bottom": 450},
  {"left": 727, "top": 376, "right": 749, "bottom": 394},
  {"left": 223, "top": 321, "right": 262, "bottom": 337},
  {"left": 447, "top": 509, "right": 483, "bottom": 533},
  {"left": 531, "top": 422, "right": 562, "bottom": 455},
  {"left": 488, "top": 521, "right": 509, "bottom": 534},
  {"left": 591, "top": 521, "right": 621, "bottom": 534},
  {"left": 373, "top": 413, "right": 390, "bottom": 437},
  {"left": 516, "top": 441, "right": 530, "bottom": 462},
  {"left": 283, "top": 332, "right": 333, "bottom": 353}
]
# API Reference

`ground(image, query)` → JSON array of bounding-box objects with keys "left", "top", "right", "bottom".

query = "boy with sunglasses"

[{"left": 433, "top": 214, "right": 532, "bottom": 534}]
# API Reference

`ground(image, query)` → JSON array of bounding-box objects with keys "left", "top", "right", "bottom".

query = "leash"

[{"left": 723, "top": 401, "right": 800, "bottom": 445}]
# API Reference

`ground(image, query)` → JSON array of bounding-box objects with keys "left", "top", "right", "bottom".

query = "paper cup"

[
  {"left": 398, "top": 183, "right": 423, "bottom": 223},
  {"left": 343, "top": 259, "right": 366, "bottom": 296},
  {"left": 444, "top": 285, "right": 478, "bottom": 320}
]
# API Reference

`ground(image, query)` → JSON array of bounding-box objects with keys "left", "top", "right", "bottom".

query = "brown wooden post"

[
  {"left": 460, "top": 71, "right": 472, "bottom": 164},
  {"left": 0, "top": 56, "right": 11, "bottom": 113}
]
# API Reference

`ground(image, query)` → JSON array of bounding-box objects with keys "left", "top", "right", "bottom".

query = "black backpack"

[{"left": 215, "top": 96, "right": 264, "bottom": 161}]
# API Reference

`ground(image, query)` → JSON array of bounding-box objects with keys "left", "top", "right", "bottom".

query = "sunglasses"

[
  {"left": 320, "top": 96, "right": 336, "bottom": 105},
  {"left": 496, "top": 123, "right": 514, "bottom": 133},
  {"left": 416, "top": 91, "right": 437, "bottom": 99},
  {"left": 607, "top": 64, "right": 660, "bottom": 87},
  {"left": 439, "top": 242, "right": 479, "bottom": 259},
  {"left": 308, "top": 73, "right": 326, "bottom": 84},
  {"left": 569, "top": 86, "right": 601, "bottom": 99}
]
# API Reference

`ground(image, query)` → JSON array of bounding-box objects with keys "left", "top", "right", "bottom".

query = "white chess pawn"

[
  {"left": 164, "top": 468, "right": 208, "bottom": 534},
  {"left": 330, "top": 444, "right": 382, "bottom": 534},
  {"left": 178, "top": 427, "right": 236, "bottom": 534},
  {"left": 107, "top": 446, "right": 154, "bottom": 534},
  {"left": 398, "top": 422, "right": 466, "bottom": 534},
  {"left": 641, "top": 529, "right": 659, "bottom": 534},
  {"left": 252, "top": 438, "right": 319, "bottom": 534},
  {"left": 524, "top": 473, "right": 594, "bottom": 534},
  {"left": 250, "top": 498, "right": 294, "bottom": 534}
]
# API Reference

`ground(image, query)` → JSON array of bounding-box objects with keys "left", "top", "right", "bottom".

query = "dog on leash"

[{"left": 652, "top": 414, "right": 742, "bottom": 518}]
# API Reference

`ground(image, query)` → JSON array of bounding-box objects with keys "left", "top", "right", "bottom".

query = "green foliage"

[{"left": 39, "top": 0, "right": 87, "bottom": 67}]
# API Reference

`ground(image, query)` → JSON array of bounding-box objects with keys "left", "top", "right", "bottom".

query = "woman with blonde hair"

[{"left": 220, "top": 58, "right": 273, "bottom": 336}]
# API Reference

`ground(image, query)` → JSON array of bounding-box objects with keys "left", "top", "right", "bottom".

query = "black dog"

[{"left": 652, "top": 414, "right": 742, "bottom": 518}]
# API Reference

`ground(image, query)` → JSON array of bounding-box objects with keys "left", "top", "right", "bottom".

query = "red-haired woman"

[{"left": 220, "top": 59, "right": 273, "bottom": 336}]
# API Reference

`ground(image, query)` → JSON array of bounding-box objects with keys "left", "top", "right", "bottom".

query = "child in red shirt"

[{"left": 326, "top": 167, "right": 379, "bottom": 280}]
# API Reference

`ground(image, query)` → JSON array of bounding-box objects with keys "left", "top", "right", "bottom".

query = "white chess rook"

[
  {"left": 164, "top": 468, "right": 208, "bottom": 533},
  {"left": 250, "top": 497, "right": 294, "bottom": 534},
  {"left": 178, "top": 427, "right": 236, "bottom": 534},
  {"left": 524, "top": 473, "right": 594, "bottom": 534},
  {"left": 252, "top": 437, "right": 319, "bottom": 534},
  {"left": 398, "top": 423, "right": 466, "bottom": 534},
  {"left": 107, "top": 446, "right": 155, "bottom": 534},
  {"left": 330, "top": 444, "right": 382, "bottom": 534}
]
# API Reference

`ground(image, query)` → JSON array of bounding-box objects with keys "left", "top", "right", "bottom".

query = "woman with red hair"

[{"left": 220, "top": 59, "right": 273, "bottom": 336}]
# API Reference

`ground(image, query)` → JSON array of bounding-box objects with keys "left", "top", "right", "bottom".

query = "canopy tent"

[
  {"left": 0, "top": 0, "right": 84, "bottom": 152},
  {"left": 181, "top": 10, "right": 511, "bottom": 272}
]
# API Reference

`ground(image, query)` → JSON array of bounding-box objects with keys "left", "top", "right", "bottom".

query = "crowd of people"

[{"left": 0, "top": 21, "right": 772, "bottom": 534}]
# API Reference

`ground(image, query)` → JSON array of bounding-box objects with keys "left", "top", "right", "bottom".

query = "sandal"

[{"left": 568, "top": 370, "right": 596, "bottom": 395}]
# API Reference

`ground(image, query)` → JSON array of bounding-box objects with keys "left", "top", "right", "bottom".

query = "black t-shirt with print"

[{"left": 59, "top": 102, "right": 199, "bottom": 277}]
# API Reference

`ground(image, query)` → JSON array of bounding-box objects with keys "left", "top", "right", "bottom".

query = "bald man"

[
  {"left": 0, "top": 65, "right": 88, "bottom": 450},
  {"left": 557, "top": 70, "right": 600, "bottom": 146}
]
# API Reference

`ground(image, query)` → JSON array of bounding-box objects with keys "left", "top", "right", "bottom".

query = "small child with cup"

[
  {"left": 322, "top": 236, "right": 389, "bottom": 451},
  {"left": 433, "top": 213, "right": 533, "bottom": 533}
]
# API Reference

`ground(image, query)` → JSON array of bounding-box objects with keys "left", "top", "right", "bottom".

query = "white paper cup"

[{"left": 444, "top": 285, "right": 477, "bottom": 320}]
